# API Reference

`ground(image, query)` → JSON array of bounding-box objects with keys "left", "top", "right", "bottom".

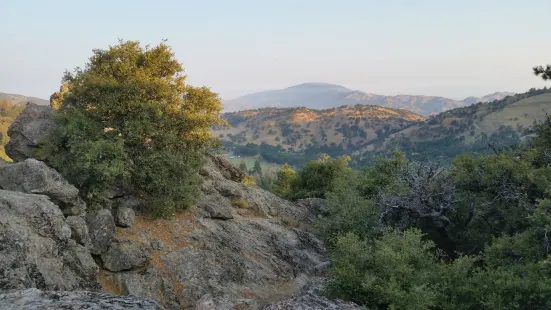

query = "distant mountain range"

[
  {"left": 0, "top": 92, "right": 49, "bottom": 106},
  {"left": 223, "top": 83, "right": 515, "bottom": 116}
]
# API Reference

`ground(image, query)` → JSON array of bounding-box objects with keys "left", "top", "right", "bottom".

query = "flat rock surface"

[{"left": 0, "top": 288, "right": 164, "bottom": 310}]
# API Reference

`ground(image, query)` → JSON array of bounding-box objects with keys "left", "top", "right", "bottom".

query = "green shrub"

[
  {"left": 325, "top": 229, "right": 551, "bottom": 310},
  {"left": 39, "top": 40, "right": 224, "bottom": 216},
  {"left": 271, "top": 163, "right": 297, "bottom": 199},
  {"left": 291, "top": 154, "right": 351, "bottom": 200}
]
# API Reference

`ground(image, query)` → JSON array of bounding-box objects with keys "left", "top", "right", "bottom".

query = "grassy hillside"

[
  {"left": 358, "top": 87, "right": 551, "bottom": 162},
  {"left": 215, "top": 104, "right": 424, "bottom": 152},
  {"left": 0, "top": 92, "right": 48, "bottom": 105}
]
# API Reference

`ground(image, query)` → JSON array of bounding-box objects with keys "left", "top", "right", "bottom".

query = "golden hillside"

[
  {"left": 214, "top": 105, "right": 425, "bottom": 152},
  {"left": 358, "top": 89, "right": 551, "bottom": 160}
]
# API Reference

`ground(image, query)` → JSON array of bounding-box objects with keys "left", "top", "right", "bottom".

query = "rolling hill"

[
  {"left": 214, "top": 104, "right": 424, "bottom": 165},
  {"left": 356, "top": 88, "right": 551, "bottom": 162},
  {"left": 223, "top": 83, "right": 514, "bottom": 116},
  {"left": 0, "top": 92, "right": 49, "bottom": 105},
  {"left": 461, "top": 91, "right": 516, "bottom": 105}
]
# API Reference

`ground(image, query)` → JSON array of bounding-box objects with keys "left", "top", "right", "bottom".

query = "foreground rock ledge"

[{"left": 0, "top": 288, "right": 164, "bottom": 310}]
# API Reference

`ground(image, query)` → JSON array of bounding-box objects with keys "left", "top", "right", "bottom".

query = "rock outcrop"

[
  {"left": 5, "top": 103, "right": 56, "bottom": 162},
  {"left": 0, "top": 158, "right": 86, "bottom": 216},
  {"left": 1, "top": 101, "right": 361, "bottom": 309},
  {"left": 115, "top": 207, "right": 136, "bottom": 227},
  {"left": 199, "top": 154, "right": 310, "bottom": 223},
  {"left": 0, "top": 288, "right": 164, "bottom": 310},
  {"left": 0, "top": 189, "right": 98, "bottom": 291},
  {"left": 95, "top": 154, "right": 327, "bottom": 309},
  {"left": 101, "top": 238, "right": 150, "bottom": 272}
]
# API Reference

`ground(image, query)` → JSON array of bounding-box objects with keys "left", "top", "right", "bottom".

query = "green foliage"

[
  {"left": 271, "top": 163, "right": 297, "bottom": 199},
  {"left": 534, "top": 64, "right": 551, "bottom": 81},
  {"left": 231, "top": 199, "right": 248, "bottom": 209},
  {"left": 39, "top": 40, "right": 224, "bottom": 216},
  {"left": 325, "top": 229, "right": 442, "bottom": 309},
  {"left": 326, "top": 229, "right": 551, "bottom": 310},
  {"left": 253, "top": 157, "right": 262, "bottom": 176},
  {"left": 315, "top": 112, "right": 551, "bottom": 308},
  {"left": 239, "top": 160, "right": 247, "bottom": 172},
  {"left": 291, "top": 154, "right": 352, "bottom": 199},
  {"left": 315, "top": 171, "right": 381, "bottom": 245}
]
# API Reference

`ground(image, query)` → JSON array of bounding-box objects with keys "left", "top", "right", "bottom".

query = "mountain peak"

[
  {"left": 285, "top": 82, "right": 350, "bottom": 90},
  {"left": 223, "top": 84, "right": 515, "bottom": 116}
]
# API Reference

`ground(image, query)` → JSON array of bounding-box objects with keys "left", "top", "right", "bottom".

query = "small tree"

[
  {"left": 253, "top": 158, "right": 263, "bottom": 176},
  {"left": 239, "top": 160, "right": 247, "bottom": 172},
  {"left": 272, "top": 163, "right": 297, "bottom": 199},
  {"left": 40, "top": 40, "right": 225, "bottom": 216},
  {"left": 291, "top": 154, "right": 352, "bottom": 199}
]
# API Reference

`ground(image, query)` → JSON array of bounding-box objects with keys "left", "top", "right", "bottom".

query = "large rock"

[
  {"left": 0, "top": 288, "right": 164, "bottom": 310},
  {"left": 87, "top": 209, "right": 116, "bottom": 255},
  {"left": 5, "top": 103, "right": 56, "bottom": 162},
  {"left": 66, "top": 215, "right": 92, "bottom": 247},
  {"left": 0, "top": 189, "right": 99, "bottom": 291},
  {"left": 199, "top": 155, "right": 309, "bottom": 223},
  {"left": 3, "top": 106, "right": 340, "bottom": 309},
  {"left": 115, "top": 207, "right": 136, "bottom": 227},
  {"left": 0, "top": 158, "right": 86, "bottom": 216},
  {"left": 101, "top": 238, "right": 149, "bottom": 272},
  {"left": 106, "top": 215, "right": 325, "bottom": 309}
]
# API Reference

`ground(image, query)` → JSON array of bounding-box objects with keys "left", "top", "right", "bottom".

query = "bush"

[
  {"left": 291, "top": 154, "right": 351, "bottom": 199},
  {"left": 39, "top": 40, "right": 224, "bottom": 216},
  {"left": 325, "top": 229, "right": 551, "bottom": 310},
  {"left": 315, "top": 114, "right": 551, "bottom": 308},
  {"left": 271, "top": 163, "right": 297, "bottom": 199}
]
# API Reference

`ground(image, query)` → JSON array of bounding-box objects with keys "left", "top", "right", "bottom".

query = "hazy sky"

[{"left": 1, "top": 0, "right": 550, "bottom": 101}]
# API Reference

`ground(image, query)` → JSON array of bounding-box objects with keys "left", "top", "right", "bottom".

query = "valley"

[{"left": 217, "top": 87, "right": 551, "bottom": 167}]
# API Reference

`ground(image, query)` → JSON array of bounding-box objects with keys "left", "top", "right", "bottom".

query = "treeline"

[
  {"left": 268, "top": 111, "right": 551, "bottom": 308},
  {"left": 225, "top": 141, "right": 346, "bottom": 167},
  {"left": 225, "top": 87, "right": 551, "bottom": 169}
]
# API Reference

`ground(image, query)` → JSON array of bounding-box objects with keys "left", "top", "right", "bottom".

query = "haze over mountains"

[
  {"left": 223, "top": 83, "right": 515, "bottom": 116},
  {"left": 216, "top": 86, "right": 551, "bottom": 166}
]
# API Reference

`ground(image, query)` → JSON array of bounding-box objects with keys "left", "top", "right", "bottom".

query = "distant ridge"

[
  {"left": 0, "top": 92, "right": 49, "bottom": 105},
  {"left": 223, "top": 83, "right": 515, "bottom": 116}
]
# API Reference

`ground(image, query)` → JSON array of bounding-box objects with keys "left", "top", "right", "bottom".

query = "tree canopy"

[
  {"left": 534, "top": 64, "right": 551, "bottom": 81},
  {"left": 40, "top": 40, "right": 225, "bottom": 216}
]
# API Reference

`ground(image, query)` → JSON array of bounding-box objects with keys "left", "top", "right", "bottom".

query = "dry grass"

[{"left": 213, "top": 105, "right": 423, "bottom": 152}]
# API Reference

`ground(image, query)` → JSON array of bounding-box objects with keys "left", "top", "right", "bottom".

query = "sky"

[{"left": 1, "top": 0, "right": 550, "bottom": 101}]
